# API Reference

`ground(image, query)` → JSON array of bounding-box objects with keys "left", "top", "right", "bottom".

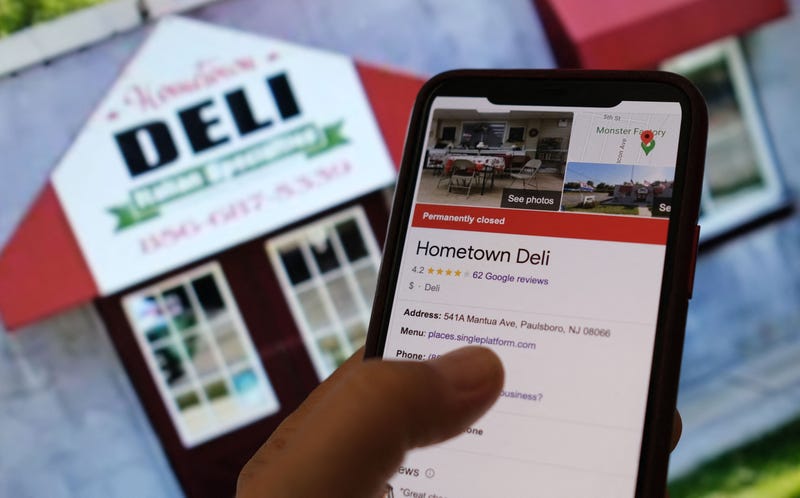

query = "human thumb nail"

[{"left": 430, "top": 346, "right": 504, "bottom": 393}]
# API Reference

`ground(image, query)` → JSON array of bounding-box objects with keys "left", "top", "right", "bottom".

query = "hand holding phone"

[
  {"left": 237, "top": 346, "right": 504, "bottom": 498},
  {"left": 365, "top": 70, "right": 707, "bottom": 497}
]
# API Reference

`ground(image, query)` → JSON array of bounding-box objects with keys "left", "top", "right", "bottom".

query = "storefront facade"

[{"left": 0, "top": 16, "right": 422, "bottom": 496}]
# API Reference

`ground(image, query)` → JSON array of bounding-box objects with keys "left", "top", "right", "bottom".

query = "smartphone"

[{"left": 364, "top": 70, "right": 707, "bottom": 497}]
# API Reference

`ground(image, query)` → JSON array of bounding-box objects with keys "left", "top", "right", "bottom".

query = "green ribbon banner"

[{"left": 108, "top": 120, "right": 348, "bottom": 231}]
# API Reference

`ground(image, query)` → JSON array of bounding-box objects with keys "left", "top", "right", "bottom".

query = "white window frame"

[
  {"left": 662, "top": 38, "right": 788, "bottom": 242},
  {"left": 266, "top": 206, "right": 381, "bottom": 380},
  {"left": 123, "top": 261, "right": 280, "bottom": 448}
]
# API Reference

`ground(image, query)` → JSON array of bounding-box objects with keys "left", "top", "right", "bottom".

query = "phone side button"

[{"left": 688, "top": 225, "right": 700, "bottom": 299}]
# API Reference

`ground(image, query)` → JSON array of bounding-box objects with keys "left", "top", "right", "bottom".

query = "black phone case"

[{"left": 364, "top": 69, "right": 708, "bottom": 498}]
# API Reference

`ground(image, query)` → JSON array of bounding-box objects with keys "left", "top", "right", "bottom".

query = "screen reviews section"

[{"left": 383, "top": 210, "right": 667, "bottom": 497}]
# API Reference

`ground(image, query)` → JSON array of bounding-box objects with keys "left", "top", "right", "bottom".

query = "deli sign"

[
  {"left": 51, "top": 17, "right": 395, "bottom": 293},
  {"left": 109, "top": 70, "right": 347, "bottom": 230},
  {"left": 116, "top": 73, "right": 300, "bottom": 178}
]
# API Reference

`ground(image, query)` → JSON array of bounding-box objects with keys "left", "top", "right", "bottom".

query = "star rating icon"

[{"left": 424, "top": 267, "right": 467, "bottom": 278}]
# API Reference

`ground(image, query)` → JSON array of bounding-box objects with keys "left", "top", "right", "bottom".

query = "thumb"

[{"left": 238, "top": 346, "right": 504, "bottom": 498}]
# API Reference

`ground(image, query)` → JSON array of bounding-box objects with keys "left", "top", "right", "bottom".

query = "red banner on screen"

[{"left": 412, "top": 203, "right": 668, "bottom": 245}]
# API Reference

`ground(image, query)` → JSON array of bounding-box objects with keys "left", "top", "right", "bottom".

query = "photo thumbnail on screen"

[
  {"left": 418, "top": 109, "right": 572, "bottom": 212},
  {"left": 562, "top": 161, "right": 675, "bottom": 218},
  {"left": 418, "top": 107, "right": 676, "bottom": 219}
]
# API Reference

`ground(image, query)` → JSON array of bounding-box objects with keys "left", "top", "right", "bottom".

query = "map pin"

[{"left": 640, "top": 129, "right": 656, "bottom": 156}]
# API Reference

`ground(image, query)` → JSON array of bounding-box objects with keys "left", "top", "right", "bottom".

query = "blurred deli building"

[{"left": 0, "top": 16, "right": 421, "bottom": 495}]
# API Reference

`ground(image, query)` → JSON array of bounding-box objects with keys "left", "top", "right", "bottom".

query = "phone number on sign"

[{"left": 138, "top": 160, "right": 352, "bottom": 254}]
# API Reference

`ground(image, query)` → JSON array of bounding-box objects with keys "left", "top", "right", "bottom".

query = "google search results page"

[{"left": 382, "top": 97, "right": 682, "bottom": 497}]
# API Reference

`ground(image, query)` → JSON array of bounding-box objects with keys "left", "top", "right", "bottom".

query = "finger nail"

[{"left": 431, "top": 347, "right": 503, "bottom": 392}]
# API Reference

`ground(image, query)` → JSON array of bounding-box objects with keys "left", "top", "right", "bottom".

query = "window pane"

[
  {"left": 280, "top": 247, "right": 311, "bottom": 285},
  {"left": 183, "top": 335, "right": 218, "bottom": 378},
  {"left": 327, "top": 276, "right": 359, "bottom": 320},
  {"left": 336, "top": 219, "right": 368, "bottom": 262},
  {"left": 355, "top": 266, "right": 378, "bottom": 304},
  {"left": 207, "top": 312, "right": 234, "bottom": 333},
  {"left": 174, "top": 390, "right": 201, "bottom": 411},
  {"left": 204, "top": 379, "right": 230, "bottom": 401},
  {"left": 162, "top": 286, "right": 197, "bottom": 332},
  {"left": 298, "top": 288, "right": 331, "bottom": 330},
  {"left": 346, "top": 322, "right": 368, "bottom": 348},
  {"left": 173, "top": 390, "right": 213, "bottom": 434},
  {"left": 460, "top": 122, "right": 506, "bottom": 148},
  {"left": 129, "top": 295, "right": 169, "bottom": 342},
  {"left": 218, "top": 329, "right": 248, "bottom": 366},
  {"left": 154, "top": 345, "right": 188, "bottom": 387},
  {"left": 311, "top": 236, "right": 340, "bottom": 273},
  {"left": 191, "top": 275, "right": 225, "bottom": 317},
  {"left": 318, "top": 336, "right": 347, "bottom": 371},
  {"left": 233, "top": 369, "right": 265, "bottom": 405},
  {"left": 182, "top": 405, "right": 212, "bottom": 435}
]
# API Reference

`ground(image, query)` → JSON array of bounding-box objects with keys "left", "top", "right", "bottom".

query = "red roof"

[
  {"left": 0, "top": 62, "right": 423, "bottom": 331},
  {"left": 535, "top": 0, "right": 788, "bottom": 68}
]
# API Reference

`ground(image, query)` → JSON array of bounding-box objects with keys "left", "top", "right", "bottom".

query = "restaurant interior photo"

[{"left": 418, "top": 108, "right": 571, "bottom": 208}]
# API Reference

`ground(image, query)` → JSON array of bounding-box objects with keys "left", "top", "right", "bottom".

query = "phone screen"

[{"left": 381, "top": 96, "right": 682, "bottom": 496}]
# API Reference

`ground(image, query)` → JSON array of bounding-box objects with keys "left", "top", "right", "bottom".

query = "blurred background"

[{"left": 0, "top": 0, "right": 798, "bottom": 497}]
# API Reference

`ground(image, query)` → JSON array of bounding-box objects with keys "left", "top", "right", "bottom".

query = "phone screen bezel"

[{"left": 364, "top": 70, "right": 707, "bottom": 497}]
